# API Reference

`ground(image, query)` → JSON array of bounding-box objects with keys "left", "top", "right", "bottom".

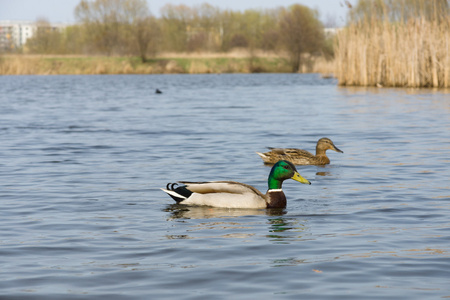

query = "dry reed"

[
  {"left": 334, "top": 17, "right": 450, "bottom": 87},
  {"left": 0, "top": 54, "right": 295, "bottom": 75}
]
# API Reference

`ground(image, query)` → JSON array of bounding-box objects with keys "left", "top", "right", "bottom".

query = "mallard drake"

[
  {"left": 256, "top": 137, "right": 343, "bottom": 165},
  {"left": 161, "top": 160, "right": 311, "bottom": 208}
]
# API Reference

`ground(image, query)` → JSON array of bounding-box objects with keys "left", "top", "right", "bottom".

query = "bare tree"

[
  {"left": 279, "top": 4, "right": 325, "bottom": 72},
  {"left": 160, "top": 4, "right": 192, "bottom": 52},
  {"left": 189, "top": 3, "right": 220, "bottom": 51},
  {"left": 75, "top": 0, "right": 155, "bottom": 57},
  {"left": 133, "top": 16, "right": 160, "bottom": 62},
  {"left": 75, "top": 0, "right": 120, "bottom": 55}
]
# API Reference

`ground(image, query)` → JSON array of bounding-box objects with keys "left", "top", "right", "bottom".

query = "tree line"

[
  {"left": 24, "top": 0, "right": 329, "bottom": 72},
  {"left": 19, "top": 0, "right": 450, "bottom": 75}
]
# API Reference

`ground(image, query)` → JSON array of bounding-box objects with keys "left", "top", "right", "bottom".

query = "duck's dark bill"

[{"left": 334, "top": 145, "right": 344, "bottom": 153}]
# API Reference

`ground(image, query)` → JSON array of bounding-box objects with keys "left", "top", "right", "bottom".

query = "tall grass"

[
  {"left": 334, "top": 17, "right": 450, "bottom": 87},
  {"left": 0, "top": 54, "right": 295, "bottom": 75}
]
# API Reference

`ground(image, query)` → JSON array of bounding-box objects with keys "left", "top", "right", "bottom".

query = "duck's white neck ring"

[{"left": 268, "top": 189, "right": 283, "bottom": 192}]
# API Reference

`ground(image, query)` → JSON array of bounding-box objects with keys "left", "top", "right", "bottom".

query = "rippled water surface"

[{"left": 1, "top": 74, "right": 449, "bottom": 299}]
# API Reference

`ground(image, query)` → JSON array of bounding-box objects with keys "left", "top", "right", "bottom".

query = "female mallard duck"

[
  {"left": 256, "top": 137, "right": 343, "bottom": 165},
  {"left": 161, "top": 160, "right": 311, "bottom": 209}
]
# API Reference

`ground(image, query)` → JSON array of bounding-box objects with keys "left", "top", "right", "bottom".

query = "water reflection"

[
  {"left": 164, "top": 204, "right": 286, "bottom": 220},
  {"left": 164, "top": 205, "right": 308, "bottom": 244},
  {"left": 316, "top": 171, "right": 331, "bottom": 176},
  {"left": 266, "top": 217, "right": 308, "bottom": 243},
  {"left": 272, "top": 258, "right": 306, "bottom": 267},
  {"left": 340, "top": 85, "right": 450, "bottom": 96}
]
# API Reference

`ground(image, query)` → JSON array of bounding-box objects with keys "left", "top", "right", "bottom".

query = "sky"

[{"left": 0, "top": 0, "right": 356, "bottom": 26}]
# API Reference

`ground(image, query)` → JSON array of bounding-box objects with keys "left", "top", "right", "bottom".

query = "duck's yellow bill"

[{"left": 291, "top": 172, "right": 311, "bottom": 185}]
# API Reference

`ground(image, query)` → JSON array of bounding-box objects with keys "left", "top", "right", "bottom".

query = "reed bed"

[{"left": 335, "top": 17, "right": 450, "bottom": 87}]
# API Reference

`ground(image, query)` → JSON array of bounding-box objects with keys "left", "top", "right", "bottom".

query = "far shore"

[{"left": 0, "top": 51, "right": 333, "bottom": 76}]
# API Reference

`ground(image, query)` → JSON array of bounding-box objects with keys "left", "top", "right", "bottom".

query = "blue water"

[{"left": 0, "top": 74, "right": 449, "bottom": 299}]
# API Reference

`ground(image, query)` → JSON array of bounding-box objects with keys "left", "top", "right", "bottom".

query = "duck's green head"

[{"left": 268, "top": 160, "right": 311, "bottom": 190}]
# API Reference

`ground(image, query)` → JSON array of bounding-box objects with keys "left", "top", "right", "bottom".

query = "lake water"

[{"left": 0, "top": 73, "right": 449, "bottom": 299}]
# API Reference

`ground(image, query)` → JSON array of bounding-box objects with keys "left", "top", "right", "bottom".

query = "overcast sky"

[{"left": 0, "top": 0, "right": 356, "bottom": 26}]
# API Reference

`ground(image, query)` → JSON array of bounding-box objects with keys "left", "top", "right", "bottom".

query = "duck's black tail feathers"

[{"left": 162, "top": 183, "right": 192, "bottom": 203}]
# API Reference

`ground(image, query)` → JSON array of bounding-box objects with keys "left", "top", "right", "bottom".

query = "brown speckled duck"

[{"left": 256, "top": 137, "right": 343, "bottom": 165}]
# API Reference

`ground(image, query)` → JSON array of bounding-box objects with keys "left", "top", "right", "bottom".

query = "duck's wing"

[
  {"left": 179, "top": 181, "right": 264, "bottom": 197},
  {"left": 268, "top": 147, "right": 314, "bottom": 157},
  {"left": 266, "top": 147, "right": 287, "bottom": 155}
]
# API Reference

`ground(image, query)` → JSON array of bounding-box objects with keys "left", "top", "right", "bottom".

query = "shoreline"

[{"left": 0, "top": 53, "right": 332, "bottom": 76}]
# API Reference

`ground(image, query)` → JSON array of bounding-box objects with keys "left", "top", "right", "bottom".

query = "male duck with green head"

[{"left": 162, "top": 160, "right": 311, "bottom": 208}]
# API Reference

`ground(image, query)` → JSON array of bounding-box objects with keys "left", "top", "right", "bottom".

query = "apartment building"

[{"left": 0, "top": 20, "right": 66, "bottom": 51}]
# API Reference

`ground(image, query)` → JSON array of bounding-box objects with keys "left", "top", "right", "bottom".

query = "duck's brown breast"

[{"left": 266, "top": 190, "right": 287, "bottom": 208}]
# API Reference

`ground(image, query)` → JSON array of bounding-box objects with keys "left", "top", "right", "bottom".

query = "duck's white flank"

[{"left": 182, "top": 192, "right": 267, "bottom": 209}]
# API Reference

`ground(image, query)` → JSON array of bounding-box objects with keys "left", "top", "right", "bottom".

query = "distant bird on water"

[
  {"left": 256, "top": 137, "right": 343, "bottom": 165},
  {"left": 155, "top": 89, "right": 162, "bottom": 94}
]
